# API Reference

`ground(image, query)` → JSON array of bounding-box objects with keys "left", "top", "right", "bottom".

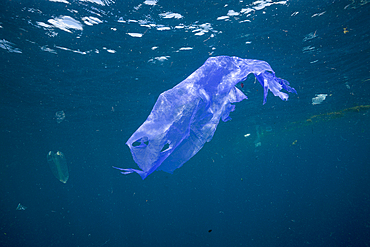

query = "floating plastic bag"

[{"left": 114, "top": 56, "right": 297, "bottom": 179}]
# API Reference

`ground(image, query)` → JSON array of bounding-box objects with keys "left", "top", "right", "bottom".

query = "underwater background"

[{"left": 1, "top": 0, "right": 370, "bottom": 246}]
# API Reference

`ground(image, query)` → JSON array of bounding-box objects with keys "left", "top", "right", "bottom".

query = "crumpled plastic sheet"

[{"left": 114, "top": 56, "right": 297, "bottom": 179}]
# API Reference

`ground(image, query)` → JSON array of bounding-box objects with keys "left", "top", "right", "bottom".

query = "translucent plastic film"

[{"left": 114, "top": 56, "right": 297, "bottom": 179}]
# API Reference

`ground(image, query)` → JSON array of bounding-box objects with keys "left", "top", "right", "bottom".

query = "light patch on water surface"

[
  {"left": 55, "top": 45, "right": 87, "bottom": 54},
  {"left": 159, "top": 12, "right": 183, "bottom": 19},
  {"left": 49, "top": 0, "right": 70, "bottom": 4},
  {"left": 227, "top": 10, "right": 240, "bottom": 16},
  {"left": 217, "top": 16, "right": 229, "bottom": 20},
  {"left": 0, "top": 39, "right": 22, "bottom": 53},
  {"left": 303, "top": 31, "right": 318, "bottom": 42},
  {"left": 218, "top": 0, "right": 288, "bottom": 21},
  {"left": 82, "top": 16, "right": 103, "bottom": 26},
  {"left": 311, "top": 11, "right": 326, "bottom": 17},
  {"left": 157, "top": 26, "right": 171, "bottom": 31},
  {"left": 148, "top": 56, "right": 170, "bottom": 63},
  {"left": 252, "top": 0, "right": 287, "bottom": 11},
  {"left": 48, "top": 16, "right": 83, "bottom": 33},
  {"left": 143, "top": 0, "right": 157, "bottom": 6},
  {"left": 127, "top": 33, "right": 143, "bottom": 37},
  {"left": 41, "top": 46, "right": 57, "bottom": 54},
  {"left": 80, "top": 0, "right": 115, "bottom": 6},
  {"left": 178, "top": 47, "right": 193, "bottom": 51}
]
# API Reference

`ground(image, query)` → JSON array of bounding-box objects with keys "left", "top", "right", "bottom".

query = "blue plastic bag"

[{"left": 114, "top": 56, "right": 297, "bottom": 179}]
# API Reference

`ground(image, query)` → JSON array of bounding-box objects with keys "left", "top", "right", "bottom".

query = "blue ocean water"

[{"left": 1, "top": 0, "right": 370, "bottom": 246}]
